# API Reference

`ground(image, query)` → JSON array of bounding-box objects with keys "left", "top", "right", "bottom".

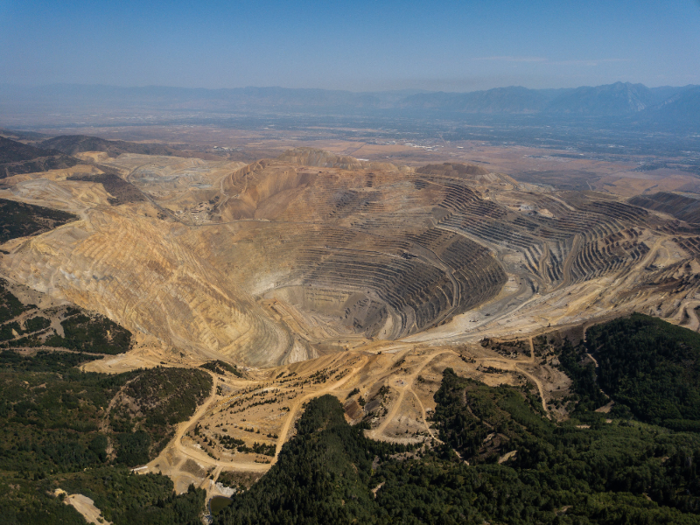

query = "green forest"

[
  {"left": 0, "top": 198, "right": 76, "bottom": 244},
  {"left": 0, "top": 348, "right": 211, "bottom": 525},
  {"left": 3, "top": 312, "right": 700, "bottom": 523},
  {"left": 586, "top": 313, "right": 700, "bottom": 427},
  {"left": 201, "top": 359, "right": 244, "bottom": 377},
  {"left": 213, "top": 382, "right": 700, "bottom": 524},
  {"left": 0, "top": 280, "right": 135, "bottom": 356},
  {"left": 213, "top": 314, "right": 700, "bottom": 524}
]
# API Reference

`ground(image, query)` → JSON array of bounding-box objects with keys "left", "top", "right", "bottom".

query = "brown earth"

[{"left": 2, "top": 144, "right": 700, "bottom": 496}]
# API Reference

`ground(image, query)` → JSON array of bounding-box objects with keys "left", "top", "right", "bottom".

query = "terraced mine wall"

[
  {"left": 199, "top": 157, "right": 515, "bottom": 341},
  {"left": 4, "top": 148, "right": 700, "bottom": 367},
  {"left": 162, "top": 152, "right": 700, "bottom": 356}
]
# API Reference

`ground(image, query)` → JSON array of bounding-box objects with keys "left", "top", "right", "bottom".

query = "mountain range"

[
  {"left": 400, "top": 82, "right": 699, "bottom": 116},
  {"left": 1, "top": 82, "right": 699, "bottom": 126}
]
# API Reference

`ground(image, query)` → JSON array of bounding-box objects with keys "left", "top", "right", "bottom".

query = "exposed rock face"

[
  {"left": 209, "top": 155, "right": 508, "bottom": 341},
  {"left": 2, "top": 149, "right": 700, "bottom": 367},
  {"left": 1, "top": 207, "right": 293, "bottom": 366}
]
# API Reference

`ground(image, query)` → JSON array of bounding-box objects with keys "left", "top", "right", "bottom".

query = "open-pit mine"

[{"left": 2, "top": 142, "right": 700, "bottom": 498}]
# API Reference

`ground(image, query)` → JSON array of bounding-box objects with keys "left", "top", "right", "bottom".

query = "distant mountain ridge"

[
  {"left": 647, "top": 86, "right": 700, "bottom": 126},
  {"left": 403, "top": 82, "right": 696, "bottom": 116},
  {"left": 542, "top": 82, "right": 653, "bottom": 114},
  {"left": 1, "top": 82, "right": 699, "bottom": 126},
  {"left": 399, "top": 86, "right": 556, "bottom": 114}
]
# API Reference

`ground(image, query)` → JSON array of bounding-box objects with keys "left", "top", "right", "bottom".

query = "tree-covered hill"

[
  {"left": 0, "top": 137, "right": 78, "bottom": 178},
  {"left": 0, "top": 198, "right": 76, "bottom": 244},
  {"left": 561, "top": 313, "right": 700, "bottom": 430},
  {"left": 0, "top": 280, "right": 134, "bottom": 356},
  {"left": 0, "top": 350, "right": 211, "bottom": 524},
  {"left": 213, "top": 314, "right": 700, "bottom": 524},
  {"left": 214, "top": 377, "right": 700, "bottom": 524}
]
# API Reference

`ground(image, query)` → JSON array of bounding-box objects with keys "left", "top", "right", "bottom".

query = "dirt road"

[
  {"left": 367, "top": 350, "right": 456, "bottom": 440},
  {"left": 275, "top": 355, "right": 370, "bottom": 456}
]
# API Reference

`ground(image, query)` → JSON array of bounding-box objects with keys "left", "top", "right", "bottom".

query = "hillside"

[
  {"left": 629, "top": 192, "right": 700, "bottom": 225},
  {"left": 0, "top": 349, "right": 211, "bottom": 524},
  {"left": 543, "top": 82, "right": 653, "bottom": 114},
  {"left": 0, "top": 137, "right": 78, "bottom": 178},
  {"left": 0, "top": 198, "right": 76, "bottom": 243},
  {"left": 0, "top": 128, "right": 48, "bottom": 141},
  {"left": 647, "top": 86, "right": 700, "bottom": 128},
  {"left": 0, "top": 213, "right": 213, "bottom": 524},
  {"left": 213, "top": 375, "right": 700, "bottom": 524},
  {"left": 583, "top": 314, "right": 700, "bottom": 428},
  {"left": 39, "top": 135, "right": 184, "bottom": 158}
]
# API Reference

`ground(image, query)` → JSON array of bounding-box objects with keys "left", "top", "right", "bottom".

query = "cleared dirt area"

[
  {"left": 54, "top": 490, "right": 111, "bottom": 525},
  {"left": 135, "top": 337, "right": 571, "bottom": 495}
]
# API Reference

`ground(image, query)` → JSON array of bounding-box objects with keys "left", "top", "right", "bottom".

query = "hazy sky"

[{"left": 1, "top": 0, "right": 699, "bottom": 91}]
